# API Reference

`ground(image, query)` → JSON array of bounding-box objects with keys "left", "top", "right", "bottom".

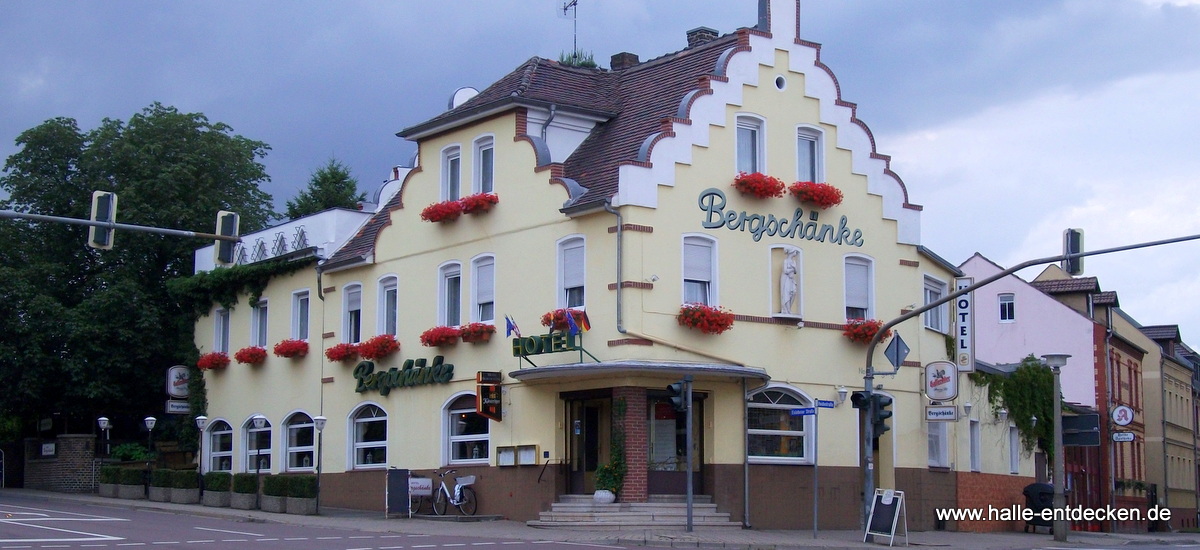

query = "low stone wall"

[{"left": 23, "top": 436, "right": 97, "bottom": 493}]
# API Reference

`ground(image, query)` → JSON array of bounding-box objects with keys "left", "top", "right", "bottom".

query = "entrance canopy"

[{"left": 510, "top": 360, "right": 770, "bottom": 384}]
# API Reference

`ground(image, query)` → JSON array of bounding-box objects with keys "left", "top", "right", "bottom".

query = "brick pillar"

[{"left": 613, "top": 387, "right": 648, "bottom": 503}]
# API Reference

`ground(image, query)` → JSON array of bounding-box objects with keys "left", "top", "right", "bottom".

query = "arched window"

[
  {"left": 285, "top": 413, "right": 315, "bottom": 471},
  {"left": 439, "top": 263, "right": 462, "bottom": 327},
  {"left": 442, "top": 145, "right": 462, "bottom": 201},
  {"left": 206, "top": 420, "right": 233, "bottom": 472},
  {"left": 747, "top": 386, "right": 812, "bottom": 464},
  {"left": 472, "top": 255, "right": 495, "bottom": 324},
  {"left": 351, "top": 404, "right": 387, "bottom": 468},
  {"left": 474, "top": 136, "right": 495, "bottom": 194},
  {"left": 343, "top": 283, "right": 362, "bottom": 343},
  {"left": 795, "top": 125, "right": 824, "bottom": 183},
  {"left": 244, "top": 416, "right": 272, "bottom": 472},
  {"left": 446, "top": 394, "right": 489, "bottom": 464},
  {"left": 378, "top": 275, "right": 399, "bottom": 335},
  {"left": 844, "top": 255, "right": 874, "bottom": 320},
  {"left": 736, "top": 115, "right": 765, "bottom": 174}
]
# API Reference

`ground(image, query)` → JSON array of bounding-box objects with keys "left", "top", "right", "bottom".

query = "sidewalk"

[{"left": 4, "top": 489, "right": 1200, "bottom": 549}]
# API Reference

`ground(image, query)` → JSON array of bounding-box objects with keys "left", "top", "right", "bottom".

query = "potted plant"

[
  {"left": 732, "top": 171, "right": 785, "bottom": 199},
  {"left": 324, "top": 342, "right": 359, "bottom": 363},
  {"left": 788, "top": 180, "right": 843, "bottom": 209},
  {"left": 540, "top": 308, "right": 587, "bottom": 332},
  {"left": 459, "top": 192, "right": 499, "bottom": 214},
  {"left": 170, "top": 469, "right": 200, "bottom": 504},
  {"left": 358, "top": 334, "right": 400, "bottom": 360},
  {"left": 459, "top": 322, "right": 496, "bottom": 343},
  {"left": 420, "top": 200, "right": 464, "bottom": 223},
  {"left": 273, "top": 339, "right": 309, "bottom": 359},
  {"left": 420, "top": 326, "right": 462, "bottom": 347},
  {"left": 260, "top": 474, "right": 287, "bottom": 513},
  {"left": 286, "top": 474, "right": 319, "bottom": 515},
  {"left": 98, "top": 466, "right": 120, "bottom": 498},
  {"left": 231, "top": 472, "right": 258, "bottom": 510},
  {"left": 843, "top": 318, "right": 891, "bottom": 345},
  {"left": 677, "top": 303, "right": 735, "bottom": 335},
  {"left": 197, "top": 351, "right": 230, "bottom": 370},
  {"left": 202, "top": 471, "right": 232, "bottom": 507},
  {"left": 116, "top": 467, "right": 146, "bottom": 500},
  {"left": 234, "top": 346, "right": 267, "bottom": 365},
  {"left": 594, "top": 462, "right": 625, "bottom": 504},
  {"left": 149, "top": 468, "right": 173, "bottom": 502}
]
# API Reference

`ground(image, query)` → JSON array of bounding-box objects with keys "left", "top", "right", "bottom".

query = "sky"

[{"left": 3, "top": 0, "right": 1200, "bottom": 343}]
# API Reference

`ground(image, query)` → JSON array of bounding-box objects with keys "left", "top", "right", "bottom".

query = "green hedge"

[
  {"left": 203, "top": 471, "right": 231, "bottom": 492},
  {"left": 98, "top": 466, "right": 121, "bottom": 485},
  {"left": 261, "top": 474, "right": 288, "bottom": 497},
  {"left": 118, "top": 468, "right": 144, "bottom": 485},
  {"left": 288, "top": 475, "right": 318, "bottom": 499},
  {"left": 171, "top": 470, "right": 199, "bottom": 489},
  {"left": 232, "top": 472, "right": 258, "bottom": 494},
  {"left": 150, "top": 468, "right": 173, "bottom": 488}
]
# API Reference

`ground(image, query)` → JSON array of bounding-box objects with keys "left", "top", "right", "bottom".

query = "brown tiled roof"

[
  {"left": 1141, "top": 324, "right": 1180, "bottom": 341},
  {"left": 1029, "top": 277, "right": 1100, "bottom": 295},
  {"left": 1091, "top": 291, "right": 1118, "bottom": 307}
]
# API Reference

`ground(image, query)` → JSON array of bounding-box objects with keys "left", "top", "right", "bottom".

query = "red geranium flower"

[
  {"left": 273, "top": 339, "right": 309, "bottom": 359},
  {"left": 459, "top": 193, "right": 499, "bottom": 215},
  {"left": 788, "top": 181, "right": 843, "bottom": 209},
  {"left": 358, "top": 334, "right": 400, "bottom": 360},
  {"left": 843, "top": 319, "right": 891, "bottom": 345},
  {"left": 677, "top": 303, "right": 735, "bottom": 335},
  {"left": 420, "top": 200, "right": 464, "bottom": 223},
  {"left": 197, "top": 352, "right": 230, "bottom": 370},
  {"left": 234, "top": 346, "right": 268, "bottom": 365},
  {"left": 420, "top": 326, "right": 462, "bottom": 347},
  {"left": 732, "top": 172, "right": 785, "bottom": 199},
  {"left": 459, "top": 322, "right": 496, "bottom": 343},
  {"left": 325, "top": 342, "right": 359, "bottom": 362}
]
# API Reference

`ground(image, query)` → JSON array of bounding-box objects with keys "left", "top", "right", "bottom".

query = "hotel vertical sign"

[{"left": 954, "top": 277, "right": 974, "bottom": 372}]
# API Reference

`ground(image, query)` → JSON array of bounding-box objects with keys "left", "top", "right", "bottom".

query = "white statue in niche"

[{"left": 780, "top": 248, "right": 799, "bottom": 315}]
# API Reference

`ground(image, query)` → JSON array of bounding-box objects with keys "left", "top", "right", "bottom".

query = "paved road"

[{"left": 0, "top": 494, "right": 628, "bottom": 550}]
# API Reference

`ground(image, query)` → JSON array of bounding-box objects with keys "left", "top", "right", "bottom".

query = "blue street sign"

[
  {"left": 817, "top": 400, "right": 835, "bottom": 409},
  {"left": 885, "top": 333, "right": 910, "bottom": 370},
  {"left": 791, "top": 407, "right": 816, "bottom": 416}
]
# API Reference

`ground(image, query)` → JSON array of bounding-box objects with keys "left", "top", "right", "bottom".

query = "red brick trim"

[
  {"left": 321, "top": 377, "right": 335, "bottom": 384},
  {"left": 323, "top": 286, "right": 336, "bottom": 294},
  {"left": 608, "top": 223, "right": 653, "bottom": 233},
  {"left": 899, "top": 259, "right": 919, "bottom": 267},
  {"left": 732, "top": 314, "right": 804, "bottom": 326},
  {"left": 608, "top": 281, "right": 653, "bottom": 290},
  {"left": 608, "top": 338, "right": 653, "bottom": 347},
  {"left": 322, "top": 332, "right": 335, "bottom": 339}
]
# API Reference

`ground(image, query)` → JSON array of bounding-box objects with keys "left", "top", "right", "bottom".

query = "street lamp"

[
  {"left": 313, "top": 415, "right": 327, "bottom": 514},
  {"left": 97, "top": 417, "right": 111, "bottom": 456},
  {"left": 252, "top": 414, "right": 267, "bottom": 509},
  {"left": 144, "top": 416, "right": 157, "bottom": 498},
  {"left": 195, "top": 416, "right": 208, "bottom": 475},
  {"left": 1042, "top": 353, "right": 1070, "bottom": 543}
]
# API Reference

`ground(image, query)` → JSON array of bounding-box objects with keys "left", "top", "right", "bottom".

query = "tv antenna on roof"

[{"left": 560, "top": 0, "right": 579, "bottom": 55}]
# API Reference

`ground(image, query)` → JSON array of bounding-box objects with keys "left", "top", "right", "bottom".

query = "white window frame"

[
  {"left": 214, "top": 308, "right": 230, "bottom": 353},
  {"left": 442, "top": 145, "right": 462, "bottom": 201},
  {"left": 999, "top": 293, "right": 1016, "bottom": 323},
  {"left": 350, "top": 404, "right": 387, "bottom": 469},
  {"left": 378, "top": 275, "right": 399, "bottom": 336},
  {"left": 474, "top": 136, "right": 494, "bottom": 194},
  {"left": 291, "top": 290, "right": 310, "bottom": 341},
  {"left": 557, "top": 236, "right": 585, "bottom": 309},
  {"left": 923, "top": 276, "right": 949, "bottom": 333},
  {"left": 250, "top": 299, "right": 268, "bottom": 347},
  {"left": 795, "top": 125, "right": 824, "bottom": 183},
  {"left": 206, "top": 420, "right": 233, "bottom": 473},
  {"left": 343, "top": 283, "right": 362, "bottom": 344},
  {"left": 844, "top": 255, "right": 874, "bottom": 320},
  {"left": 244, "top": 416, "right": 272, "bottom": 473},
  {"left": 735, "top": 115, "right": 765, "bottom": 174},
  {"left": 1009, "top": 425, "right": 1020, "bottom": 473},
  {"left": 747, "top": 384, "right": 813, "bottom": 465},
  {"left": 472, "top": 255, "right": 496, "bottom": 324},
  {"left": 439, "top": 262, "right": 462, "bottom": 327},
  {"left": 969, "top": 419, "right": 982, "bottom": 472},
  {"left": 284, "top": 412, "right": 316, "bottom": 472},
  {"left": 928, "top": 421, "right": 949, "bottom": 468},
  {"left": 445, "top": 392, "right": 490, "bottom": 465},
  {"left": 683, "top": 234, "right": 717, "bottom": 306}
]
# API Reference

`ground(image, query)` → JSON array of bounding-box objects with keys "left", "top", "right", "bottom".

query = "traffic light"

[
  {"left": 850, "top": 391, "right": 870, "bottom": 409},
  {"left": 87, "top": 191, "right": 117, "bottom": 249},
  {"left": 871, "top": 394, "right": 893, "bottom": 437},
  {"left": 214, "top": 211, "right": 240, "bottom": 266},
  {"left": 1062, "top": 228, "right": 1084, "bottom": 276},
  {"left": 666, "top": 379, "right": 687, "bottom": 412}
]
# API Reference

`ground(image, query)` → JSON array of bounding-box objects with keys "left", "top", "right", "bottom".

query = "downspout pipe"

[{"left": 541, "top": 104, "right": 557, "bottom": 141}]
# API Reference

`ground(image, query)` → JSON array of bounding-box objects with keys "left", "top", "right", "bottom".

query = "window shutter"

[
  {"left": 347, "top": 288, "right": 361, "bottom": 311},
  {"left": 845, "top": 260, "right": 869, "bottom": 309},
  {"left": 477, "top": 260, "right": 495, "bottom": 303},
  {"left": 563, "top": 242, "right": 585, "bottom": 289},
  {"left": 684, "top": 239, "right": 712, "bottom": 282}
]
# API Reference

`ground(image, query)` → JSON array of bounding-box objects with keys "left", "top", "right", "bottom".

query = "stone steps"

[{"left": 527, "top": 494, "right": 742, "bottom": 530}]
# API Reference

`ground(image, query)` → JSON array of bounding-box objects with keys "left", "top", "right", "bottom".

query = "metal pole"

[
  {"left": 685, "top": 375, "right": 694, "bottom": 533},
  {"left": 1053, "top": 365, "right": 1067, "bottom": 542},
  {"left": 0, "top": 209, "right": 240, "bottom": 241},
  {"left": 813, "top": 406, "right": 819, "bottom": 539}
]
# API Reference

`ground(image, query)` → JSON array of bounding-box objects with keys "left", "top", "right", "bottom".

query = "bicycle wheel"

[
  {"left": 409, "top": 495, "right": 423, "bottom": 515},
  {"left": 432, "top": 489, "right": 449, "bottom": 516},
  {"left": 456, "top": 486, "right": 477, "bottom": 516}
]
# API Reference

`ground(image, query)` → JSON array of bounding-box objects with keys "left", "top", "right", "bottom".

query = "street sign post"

[{"left": 884, "top": 334, "right": 909, "bottom": 372}]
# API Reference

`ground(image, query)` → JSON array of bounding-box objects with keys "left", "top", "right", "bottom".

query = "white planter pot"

[{"left": 593, "top": 489, "right": 616, "bottom": 504}]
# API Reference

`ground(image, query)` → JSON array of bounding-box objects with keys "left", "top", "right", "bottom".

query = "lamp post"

[
  {"left": 252, "top": 414, "right": 267, "bottom": 509},
  {"left": 195, "top": 416, "right": 208, "bottom": 476},
  {"left": 1042, "top": 353, "right": 1070, "bottom": 543},
  {"left": 97, "top": 417, "right": 111, "bottom": 457},
  {"left": 313, "top": 415, "right": 326, "bottom": 514},
  {"left": 144, "top": 416, "right": 157, "bottom": 498}
]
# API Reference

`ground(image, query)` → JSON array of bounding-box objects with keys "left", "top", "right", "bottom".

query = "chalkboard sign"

[
  {"left": 864, "top": 489, "right": 907, "bottom": 546},
  {"left": 385, "top": 468, "right": 410, "bottom": 518}
]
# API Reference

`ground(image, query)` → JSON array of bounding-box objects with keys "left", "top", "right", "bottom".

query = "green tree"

[
  {"left": 970, "top": 354, "right": 1056, "bottom": 458},
  {"left": 0, "top": 103, "right": 275, "bottom": 445},
  {"left": 284, "top": 158, "right": 364, "bottom": 219}
]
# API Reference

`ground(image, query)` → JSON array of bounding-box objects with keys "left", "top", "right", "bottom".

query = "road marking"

[
  {"left": 193, "top": 527, "right": 261, "bottom": 537},
  {"left": 184, "top": 540, "right": 214, "bottom": 544},
  {"left": 472, "top": 544, "right": 496, "bottom": 546},
  {"left": 316, "top": 536, "right": 343, "bottom": 540}
]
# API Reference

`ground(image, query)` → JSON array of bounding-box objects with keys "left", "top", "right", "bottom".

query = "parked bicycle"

[{"left": 409, "top": 469, "right": 477, "bottom": 516}]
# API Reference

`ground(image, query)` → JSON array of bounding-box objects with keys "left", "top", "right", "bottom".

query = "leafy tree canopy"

[
  {"left": 969, "top": 354, "right": 1057, "bottom": 459},
  {"left": 284, "top": 158, "right": 365, "bottom": 220},
  {"left": 0, "top": 103, "right": 275, "bottom": 443}
]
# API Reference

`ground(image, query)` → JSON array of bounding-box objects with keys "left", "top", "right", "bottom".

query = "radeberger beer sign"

[{"left": 353, "top": 356, "right": 454, "bottom": 396}]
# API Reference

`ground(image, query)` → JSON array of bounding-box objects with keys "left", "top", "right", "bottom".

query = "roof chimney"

[
  {"left": 610, "top": 52, "right": 639, "bottom": 71},
  {"left": 687, "top": 26, "right": 719, "bottom": 48}
]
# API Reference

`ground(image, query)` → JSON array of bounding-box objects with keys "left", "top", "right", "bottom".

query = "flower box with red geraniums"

[
  {"left": 198, "top": 352, "right": 231, "bottom": 371},
  {"left": 732, "top": 172, "right": 786, "bottom": 199},
  {"left": 234, "top": 346, "right": 268, "bottom": 365},
  {"left": 459, "top": 322, "right": 496, "bottom": 343},
  {"left": 325, "top": 342, "right": 359, "bottom": 363},
  {"left": 676, "top": 303, "right": 735, "bottom": 335},
  {"left": 273, "top": 339, "right": 309, "bottom": 359},
  {"left": 843, "top": 319, "right": 891, "bottom": 345},
  {"left": 540, "top": 308, "right": 587, "bottom": 332},
  {"left": 420, "top": 326, "right": 462, "bottom": 347},
  {"left": 459, "top": 193, "right": 499, "bottom": 215},
  {"left": 788, "top": 181, "right": 843, "bottom": 209},
  {"left": 420, "top": 200, "right": 464, "bottom": 223},
  {"left": 358, "top": 334, "right": 400, "bottom": 360}
]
